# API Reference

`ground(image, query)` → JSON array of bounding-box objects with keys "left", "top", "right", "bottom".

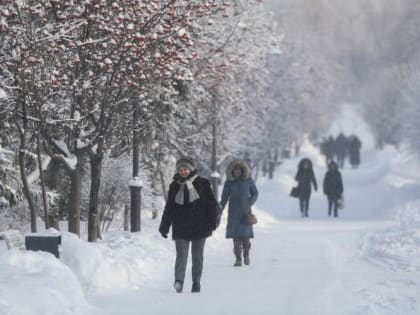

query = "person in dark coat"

[
  {"left": 325, "top": 136, "right": 336, "bottom": 164},
  {"left": 335, "top": 133, "right": 348, "bottom": 169},
  {"left": 220, "top": 160, "right": 258, "bottom": 267},
  {"left": 323, "top": 161, "right": 343, "bottom": 217},
  {"left": 295, "top": 158, "right": 317, "bottom": 217},
  {"left": 320, "top": 136, "right": 336, "bottom": 165},
  {"left": 349, "top": 135, "right": 362, "bottom": 168},
  {"left": 159, "top": 157, "right": 218, "bottom": 293}
]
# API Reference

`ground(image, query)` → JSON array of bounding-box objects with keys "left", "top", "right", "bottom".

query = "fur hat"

[
  {"left": 176, "top": 157, "right": 196, "bottom": 171},
  {"left": 226, "top": 159, "right": 250, "bottom": 181}
]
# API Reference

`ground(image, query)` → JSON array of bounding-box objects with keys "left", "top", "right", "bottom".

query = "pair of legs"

[
  {"left": 328, "top": 199, "right": 339, "bottom": 217},
  {"left": 233, "top": 237, "right": 251, "bottom": 266},
  {"left": 174, "top": 238, "right": 206, "bottom": 292},
  {"left": 299, "top": 197, "right": 310, "bottom": 217}
]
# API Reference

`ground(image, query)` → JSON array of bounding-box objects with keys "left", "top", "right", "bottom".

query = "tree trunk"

[
  {"left": 124, "top": 204, "right": 129, "bottom": 231},
  {"left": 88, "top": 139, "right": 104, "bottom": 242},
  {"left": 88, "top": 152, "right": 103, "bottom": 242},
  {"left": 37, "top": 132, "right": 49, "bottom": 229},
  {"left": 268, "top": 150, "right": 274, "bottom": 179},
  {"left": 159, "top": 169, "right": 167, "bottom": 202},
  {"left": 16, "top": 101, "right": 37, "bottom": 232},
  {"left": 151, "top": 153, "right": 164, "bottom": 220},
  {"left": 274, "top": 147, "right": 279, "bottom": 163},
  {"left": 68, "top": 162, "right": 82, "bottom": 236},
  {"left": 268, "top": 161, "right": 275, "bottom": 179},
  {"left": 262, "top": 159, "right": 268, "bottom": 177},
  {"left": 19, "top": 132, "right": 37, "bottom": 232},
  {"left": 45, "top": 158, "right": 61, "bottom": 230},
  {"left": 210, "top": 120, "right": 219, "bottom": 198},
  {"left": 254, "top": 160, "right": 260, "bottom": 182},
  {"left": 151, "top": 171, "right": 159, "bottom": 220}
]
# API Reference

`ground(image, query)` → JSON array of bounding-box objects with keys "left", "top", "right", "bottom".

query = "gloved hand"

[{"left": 160, "top": 232, "right": 168, "bottom": 239}]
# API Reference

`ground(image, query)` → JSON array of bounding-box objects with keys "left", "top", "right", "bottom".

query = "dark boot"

[
  {"left": 174, "top": 280, "right": 183, "bottom": 293},
  {"left": 243, "top": 253, "right": 250, "bottom": 265},
  {"left": 243, "top": 238, "right": 251, "bottom": 265},
  {"left": 233, "top": 238, "right": 242, "bottom": 267},
  {"left": 192, "top": 282, "right": 200, "bottom": 293},
  {"left": 234, "top": 257, "right": 242, "bottom": 267}
]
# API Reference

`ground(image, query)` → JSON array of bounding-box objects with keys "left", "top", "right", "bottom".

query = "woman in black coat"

[
  {"left": 159, "top": 157, "right": 218, "bottom": 293},
  {"left": 323, "top": 161, "right": 343, "bottom": 217},
  {"left": 295, "top": 158, "right": 317, "bottom": 217}
]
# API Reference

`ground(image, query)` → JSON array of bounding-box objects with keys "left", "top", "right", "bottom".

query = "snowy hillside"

[{"left": 1, "top": 134, "right": 420, "bottom": 315}]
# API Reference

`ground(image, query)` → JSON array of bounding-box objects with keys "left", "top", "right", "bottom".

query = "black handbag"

[{"left": 290, "top": 186, "right": 299, "bottom": 198}]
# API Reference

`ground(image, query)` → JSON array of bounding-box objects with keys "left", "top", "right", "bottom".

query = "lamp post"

[{"left": 128, "top": 177, "right": 143, "bottom": 232}]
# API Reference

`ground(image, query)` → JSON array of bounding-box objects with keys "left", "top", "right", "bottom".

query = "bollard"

[{"left": 129, "top": 177, "right": 143, "bottom": 232}]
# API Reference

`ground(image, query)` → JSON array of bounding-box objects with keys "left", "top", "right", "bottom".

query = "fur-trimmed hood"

[
  {"left": 298, "top": 158, "right": 313, "bottom": 171},
  {"left": 226, "top": 159, "right": 250, "bottom": 181}
]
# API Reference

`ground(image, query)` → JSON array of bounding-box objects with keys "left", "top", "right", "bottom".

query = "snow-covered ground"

[{"left": 1, "top": 108, "right": 420, "bottom": 315}]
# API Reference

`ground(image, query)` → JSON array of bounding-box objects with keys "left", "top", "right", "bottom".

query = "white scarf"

[{"left": 175, "top": 175, "right": 200, "bottom": 205}]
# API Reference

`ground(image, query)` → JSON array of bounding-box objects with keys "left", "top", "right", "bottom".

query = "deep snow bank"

[
  {"left": 0, "top": 220, "right": 172, "bottom": 315},
  {"left": 61, "top": 226, "right": 172, "bottom": 294},
  {"left": 0, "top": 250, "right": 93, "bottom": 315}
]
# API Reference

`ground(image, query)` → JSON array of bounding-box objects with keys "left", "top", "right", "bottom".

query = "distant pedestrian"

[
  {"left": 325, "top": 136, "right": 336, "bottom": 164},
  {"left": 349, "top": 135, "right": 362, "bottom": 168},
  {"left": 320, "top": 136, "right": 336, "bottom": 165},
  {"left": 295, "top": 158, "right": 317, "bottom": 217},
  {"left": 220, "top": 160, "right": 258, "bottom": 267},
  {"left": 159, "top": 157, "right": 219, "bottom": 293},
  {"left": 323, "top": 161, "right": 343, "bottom": 217},
  {"left": 335, "top": 133, "right": 348, "bottom": 169}
]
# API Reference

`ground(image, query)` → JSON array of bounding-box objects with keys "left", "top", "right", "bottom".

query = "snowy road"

[{"left": 89, "top": 145, "right": 420, "bottom": 315}]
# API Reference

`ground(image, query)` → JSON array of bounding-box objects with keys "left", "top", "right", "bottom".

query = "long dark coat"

[
  {"left": 295, "top": 158, "right": 317, "bottom": 200},
  {"left": 220, "top": 160, "right": 258, "bottom": 239},
  {"left": 323, "top": 162, "right": 343, "bottom": 200},
  {"left": 349, "top": 136, "right": 361, "bottom": 166},
  {"left": 159, "top": 172, "right": 218, "bottom": 240},
  {"left": 335, "top": 134, "right": 348, "bottom": 154}
]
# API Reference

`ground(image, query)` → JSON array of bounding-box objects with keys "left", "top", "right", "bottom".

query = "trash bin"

[{"left": 25, "top": 234, "right": 61, "bottom": 258}]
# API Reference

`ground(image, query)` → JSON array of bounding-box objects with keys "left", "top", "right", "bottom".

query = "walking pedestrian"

[
  {"left": 220, "top": 160, "right": 258, "bottom": 267},
  {"left": 159, "top": 157, "right": 219, "bottom": 293},
  {"left": 349, "top": 135, "right": 362, "bottom": 168},
  {"left": 335, "top": 133, "right": 348, "bottom": 169},
  {"left": 295, "top": 158, "right": 317, "bottom": 217},
  {"left": 323, "top": 161, "right": 343, "bottom": 217}
]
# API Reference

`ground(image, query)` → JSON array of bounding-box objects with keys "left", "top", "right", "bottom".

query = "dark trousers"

[
  {"left": 328, "top": 199, "right": 339, "bottom": 217},
  {"left": 175, "top": 238, "right": 206, "bottom": 285},
  {"left": 299, "top": 198, "right": 310, "bottom": 217},
  {"left": 233, "top": 237, "right": 251, "bottom": 259}
]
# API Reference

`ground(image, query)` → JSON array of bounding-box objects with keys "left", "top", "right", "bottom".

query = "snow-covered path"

[{"left": 89, "top": 144, "right": 420, "bottom": 315}]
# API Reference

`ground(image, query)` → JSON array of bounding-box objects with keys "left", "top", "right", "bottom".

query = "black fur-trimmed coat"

[
  {"left": 159, "top": 173, "right": 218, "bottom": 240},
  {"left": 295, "top": 158, "right": 317, "bottom": 200}
]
